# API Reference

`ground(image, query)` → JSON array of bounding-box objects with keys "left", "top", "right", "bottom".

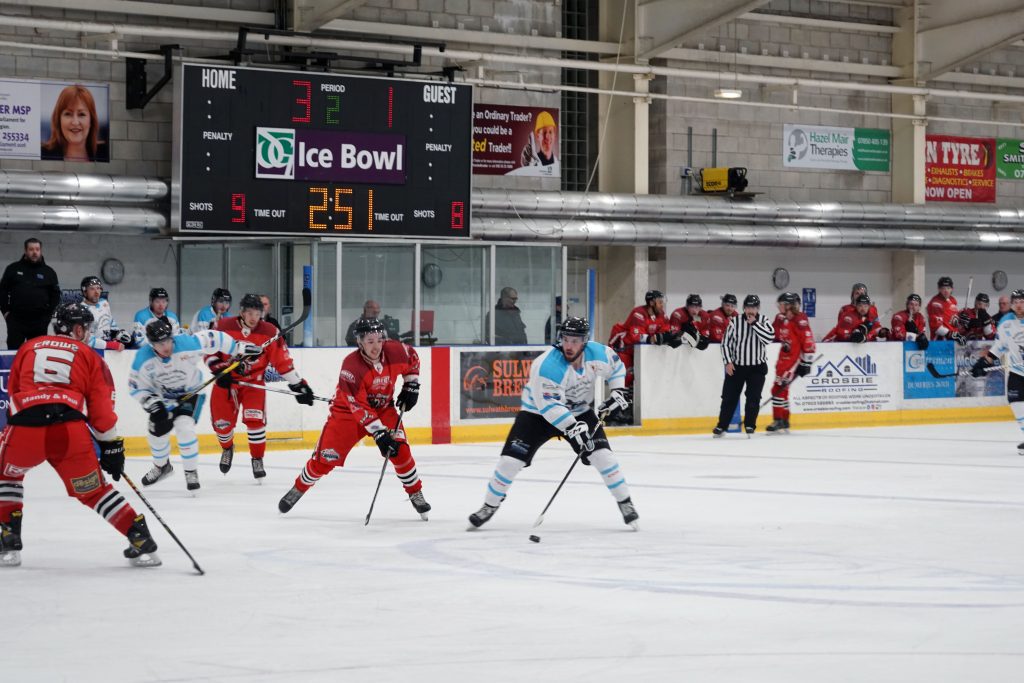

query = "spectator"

[
  {"left": 889, "top": 294, "right": 929, "bottom": 350},
  {"left": 543, "top": 296, "right": 563, "bottom": 344},
  {"left": 668, "top": 294, "right": 710, "bottom": 349},
  {"left": 823, "top": 294, "right": 880, "bottom": 342},
  {"left": 191, "top": 288, "right": 231, "bottom": 333},
  {"left": 345, "top": 300, "right": 400, "bottom": 345},
  {"left": 713, "top": 294, "right": 774, "bottom": 437},
  {"left": 80, "top": 275, "right": 131, "bottom": 351},
  {"left": 132, "top": 287, "right": 181, "bottom": 347},
  {"left": 489, "top": 287, "right": 527, "bottom": 345},
  {"left": 960, "top": 292, "right": 996, "bottom": 341},
  {"left": 260, "top": 294, "right": 281, "bottom": 329},
  {"left": 707, "top": 293, "right": 739, "bottom": 343},
  {"left": 993, "top": 295, "right": 1012, "bottom": 326},
  {"left": 0, "top": 238, "right": 60, "bottom": 349}
]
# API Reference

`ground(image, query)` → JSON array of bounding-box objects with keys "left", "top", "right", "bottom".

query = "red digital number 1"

[
  {"left": 231, "top": 193, "right": 246, "bottom": 223},
  {"left": 450, "top": 201, "right": 464, "bottom": 230},
  {"left": 292, "top": 80, "right": 311, "bottom": 123}
]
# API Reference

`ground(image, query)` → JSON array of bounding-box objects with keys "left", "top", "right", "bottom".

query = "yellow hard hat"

[{"left": 535, "top": 111, "right": 556, "bottom": 132}]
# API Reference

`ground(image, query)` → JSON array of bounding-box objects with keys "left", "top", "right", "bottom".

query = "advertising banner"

[
  {"left": 791, "top": 344, "right": 900, "bottom": 413},
  {"left": 903, "top": 341, "right": 955, "bottom": 399},
  {"left": 0, "top": 78, "right": 111, "bottom": 162},
  {"left": 783, "top": 124, "right": 890, "bottom": 171},
  {"left": 996, "top": 138, "right": 1024, "bottom": 180},
  {"left": 802, "top": 287, "right": 816, "bottom": 318},
  {"left": 459, "top": 349, "right": 543, "bottom": 420},
  {"left": 0, "top": 351, "right": 13, "bottom": 431},
  {"left": 472, "top": 104, "right": 560, "bottom": 177},
  {"left": 925, "top": 134, "right": 996, "bottom": 202}
]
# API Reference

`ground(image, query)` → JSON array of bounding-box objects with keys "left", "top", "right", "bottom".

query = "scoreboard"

[{"left": 172, "top": 64, "right": 472, "bottom": 237}]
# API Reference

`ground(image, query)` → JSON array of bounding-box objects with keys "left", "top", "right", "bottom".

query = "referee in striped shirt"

[{"left": 714, "top": 294, "right": 774, "bottom": 437}]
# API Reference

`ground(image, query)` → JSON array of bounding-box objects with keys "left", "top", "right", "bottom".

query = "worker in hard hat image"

[{"left": 511, "top": 110, "right": 559, "bottom": 176}]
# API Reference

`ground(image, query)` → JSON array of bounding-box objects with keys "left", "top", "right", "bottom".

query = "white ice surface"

[{"left": 5, "top": 423, "right": 1024, "bottom": 682}]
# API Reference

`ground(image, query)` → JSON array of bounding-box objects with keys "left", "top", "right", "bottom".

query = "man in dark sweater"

[{"left": 0, "top": 238, "right": 61, "bottom": 349}]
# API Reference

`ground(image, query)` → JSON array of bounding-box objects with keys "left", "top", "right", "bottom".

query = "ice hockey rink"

[{"left": 6, "top": 422, "right": 1024, "bottom": 682}]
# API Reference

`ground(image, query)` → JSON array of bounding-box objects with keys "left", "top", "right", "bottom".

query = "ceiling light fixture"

[{"left": 714, "top": 87, "right": 743, "bottom": 99}]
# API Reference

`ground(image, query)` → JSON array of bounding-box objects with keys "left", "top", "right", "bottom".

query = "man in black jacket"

[{"left": 0, "top": 238, "right": 61, "bottom": 349}]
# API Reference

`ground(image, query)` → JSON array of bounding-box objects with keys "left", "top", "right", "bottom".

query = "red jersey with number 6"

[{"left": 6, "top": 335, "right": 118, "bottom": 435}]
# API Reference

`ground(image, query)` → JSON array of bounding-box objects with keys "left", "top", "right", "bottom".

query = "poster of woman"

[{"left": 39, "top": 83, "right": 110, "bottom": 162}]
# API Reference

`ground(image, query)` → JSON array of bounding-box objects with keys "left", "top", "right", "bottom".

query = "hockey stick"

[
  {"left": 364, "top": 409, "right": 406, "bottom": 526},
  {"left": 181, "top": 287, "right": 312, "bottom": 402},
  {"left": 531, "top": 413, "right": 608, "bottom": 531},
  {"left": 120, "top": 473, "right": 205, "bottom": 576},
  {"left": 235, "top": 380, "right": 332, "bottom": 403},
  {"left": 925, "top": 360, "right": 1001, "bottom": 379},
  {"left": 760, "top": 353, "right": 824, "bottom": 408}
]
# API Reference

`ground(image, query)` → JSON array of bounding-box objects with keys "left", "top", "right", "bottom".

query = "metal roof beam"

[{"left": 635, "top": 0, "right": 770, "bottom": 61}]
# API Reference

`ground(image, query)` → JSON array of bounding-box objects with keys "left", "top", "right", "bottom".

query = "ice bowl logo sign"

[{"left": 255, "top": 127, "right": 296, "bottom": 179}]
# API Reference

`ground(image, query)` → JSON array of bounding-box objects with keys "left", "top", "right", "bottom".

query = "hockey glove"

[
  {"left": 649, "top": 332, "right": 664, "bottom": 345},
  {"left": 209, "top": 359, "right": 236, "bottom": 388},
  {"left": 288, "top": 380, "right": 315, "bottom": 406},
  {"left": 795, "top": 360, "right": 812, "bottom": 378},
  {"left": 98, "top": 439, "right": 125, "bottom": 481},
  {"left": 396, "top": 380, "right": 420, "bottom": 412},
  {"left": 780, "top": 340, "right": 791, "bottom": 353},
  {"left": 877, "top": 327, "right": 890, "bottom": 340},
  {"left": 565, "top": 421, "right": 595, "bottom": 465},
  {"left": 915, "top": 334, "right": 929, "bottom": 351},
  {"left": 905, "top": 320, "right": 919, "bottom": 335},
  {"left": 950, "top": 332, "right": 967, "bottom": 346},
  {"left": 966, "top": 316, "right": 983, "bottom": 330},
  {"left": 695, "top": 335, "right": 710, "bottom": 351},
  {"left": 235, "top": 342, "right": 263, "bottom": 360},
  {"left": 970, "top": 356, "right": 994, "bottom": 378},
  {"left": 116, "top": 329, "right": 133, "bottom": 346},
  {"left": 849, "top": 327, "right": 867, "bottom": 344},
  {"left": 146, "top": 401, "right": 174, "bottom": 438},
  {"left": 373, "top": 429, "right": 401, "bottom": 459},
  {"left": 598, "top": 387, "right": 631, "bottom": 418}
]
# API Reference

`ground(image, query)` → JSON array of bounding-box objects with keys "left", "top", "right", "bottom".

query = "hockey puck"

[{"left": 529, "top": 535, "right": 541, "bottom": 543}]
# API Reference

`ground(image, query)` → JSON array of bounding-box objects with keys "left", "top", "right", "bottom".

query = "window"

[
  {"left": 340, "top": 245, "right": 415, "bottom": 346},
  {"left": 421, "top": 245, "right": 489, "bottom": 344},
  {"left": 494, "top": 246, "right": 562, "bottom": 344},
  {"left": 314, "top": 243, "right": 338, "bottom": 346},
  {"left": 179, "top": 243, "right": 223, "bottom": 328}
]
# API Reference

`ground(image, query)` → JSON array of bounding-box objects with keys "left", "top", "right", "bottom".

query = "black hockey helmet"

[
  {"left": 851, "top": 282, "right": 867, "bottom": 294},
  {"left": 906, "top": 293, "right": 922, "bottom": 305},
  {"left": 743, "top": 294, "right": 760, "bottom": 308},
  {"left": 975, "top": 292, "right": 990, "bottom": 304},
  {"left": 558, "top": 316, "right": 591, "bottom": 342},
  {"left": 149, "top": 287, "right": 169, "bottom": 301},
  {"left": 239, "top": 293, "right": 263, "bottom": 311},
  {"left": 53, "top": 302, "right": 94, "bottom": 336},
  {"left": 937, "top": 276, "right": 954, "bottom": 289},
  {"left": 211, "top": 288, "right": 232, "bottom": 305},
  {"left": 721, "top": 293, "right": 738, "bottom": 306},
  {"left": 80, "top": 275, "right": 102, "bottom": 292},
  {"left": 778, "top": 292, "right": 800, "bottom": 306},
  {"left": 645, "top": 290, "right": 665, "bottom": 305},
  {"left": 685, "top": 294, "right": 702, "bottom": 308},
  {"left": 854, "top": 293, "right": 872, "bottom": 306},
  {"left": 354, "top": 317, "right": 387, "bottom": 340},
  {"left": 145, "top": 318, "right": 174, "bottom": 344},
  {"left": 1011, "top": 289, "right": 1024, "bottom": 302}
]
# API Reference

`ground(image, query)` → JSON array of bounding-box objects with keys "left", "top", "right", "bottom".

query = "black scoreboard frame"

[{"left": 171, "top": 63, "right": 473, "bottom": 239}]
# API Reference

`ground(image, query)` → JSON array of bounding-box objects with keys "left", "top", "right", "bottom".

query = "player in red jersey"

[
  {"left": 668, "top": 294, "right": 711, "bottom": 349},
  {"left": 959, "top": 292, "right": 996, "bottom": 341},
  {"left": 836, "top": 283, "right": 879, "bottom": 327},
  {"left": 889, "top": 294, "right": 929, "bottom": 349},
  {"left": 823, "top": 294, "right": 880, "bottom": 342},
  {"left": 278, "top": 318, "right": 430, "bottom": 519},
  {"left": 766, "top": 293, "right": 816, "bottom": 434},
  {"left": 615, "top": 290, "right": 671, "bottom": 385},
  {"left": 0, "top": 303, "right": 159, "bottom": 568},
  {"left": 206, "top": 294, "right": 314, "bottom": 480},
  {"left": 927, "top": 276, "right": 966, "bottom": 344},
  {"left": 707, "top": 293, "right": 738, "bottom": 343}
]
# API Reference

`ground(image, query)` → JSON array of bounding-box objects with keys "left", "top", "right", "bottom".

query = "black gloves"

[
  {"left": 598, "top": 388, "right": 631, "bottom": 417},
  {"left": 396, "top": 380, "right": 420, "bottom": 412},
  {"left": 565, "top": 421, "right": 595, "bottom": 465},
  {"left": 146, "top": 401, "right": 174, "bottom": 437},
  {"left": 695, "top": 335, "right": 710, "bottom": 351},
  {"left": 795, "top": 360, "right": 812, "bottom": 377},
  {"left": 289, "top": 380, "right": 315, "bottom": 406},
  {"left": 971, "top": 356, "right": 994, "bottom": 378},
  {"left": 916, "top": 334, "right": 929, "bottom": 350},
  {"left": 905, "top": 320, "right": 919, "bottom": 335},
  {"left": 950, "top": 332, "right": 967, "bottom": 346},
  {"left": 98, "top": 439, "right": 125, "bottom": 481},
  {"left": 373, "top": 429, "right": 401, "bottom": 459},
  {"left": 850, "top": 327, "right": 867, "bottom": 343}
]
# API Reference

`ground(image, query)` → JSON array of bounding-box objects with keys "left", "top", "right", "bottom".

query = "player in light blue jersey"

[
  {"left": 80, "top": 275, "right": 132, "bottom": 351},
  {"left": 131, "top": 287, "right": 181, "bottom": 347},
  {"left": 129, "top": 318, "right": 260, "bottom": 492},
  {"left": 467, "top": 317, "right": 638, "bottom": 530},
  {"left": 190, "top": 287, "right": 231, "bottom": 333},
  {"left": 971, "top": 289, "right": 1024, "bottom": 455}
]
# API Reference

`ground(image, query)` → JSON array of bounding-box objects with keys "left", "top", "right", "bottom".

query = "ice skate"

[
  {"left": 123, "top": 515, "right": 161, "bottom": 568},
  {"left": 0, "top": 511, "right": 23, "bottom": 568},
  {"left": 617, "top": 497, "right": 639, "bottom": 530},
  {"left": 765, "top": 419, "right": 790, "bottom": 435},
  {"left": 141, "top": 461, "right": 173, "bottom": 486},
  {"left": 278, "top": 486, "right": 304, "bottom": 513},
  {"left": 409, "top": 490, "right": 431, "bottom": 520},
  {"left": 745, "top": 426, "right": 755, "bottom": 438},
  {"left": 219, "top": 445, "right": 233, "bottom": 474},
  {"left": 251, "top": 457, "right": 266, "bottom": 482},
  {"left": 712, "top": 426, "right": 725, "bottom": 438},
  {"left": 467, "top": 501, "right": 501, "bottom": 530},
  {"left": 185, "top": 469, "right": 200, "bottom": 493}
]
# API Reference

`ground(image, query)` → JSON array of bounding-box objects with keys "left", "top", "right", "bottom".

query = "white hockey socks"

[
  {"left": 1012, "top": 400, "right": 1024, "bottom": 435},
  {"left": 146, "top": 432, "right": 171, "bottom": 466},
  {"left": 484, "top": 455, "right": 526, "bottom": 507},
  {"left": 587, "top": 449, "right": 631, "bottom": 503},
  {"left": 175, "top": 416, "right": 200, "bottom": 472}
]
